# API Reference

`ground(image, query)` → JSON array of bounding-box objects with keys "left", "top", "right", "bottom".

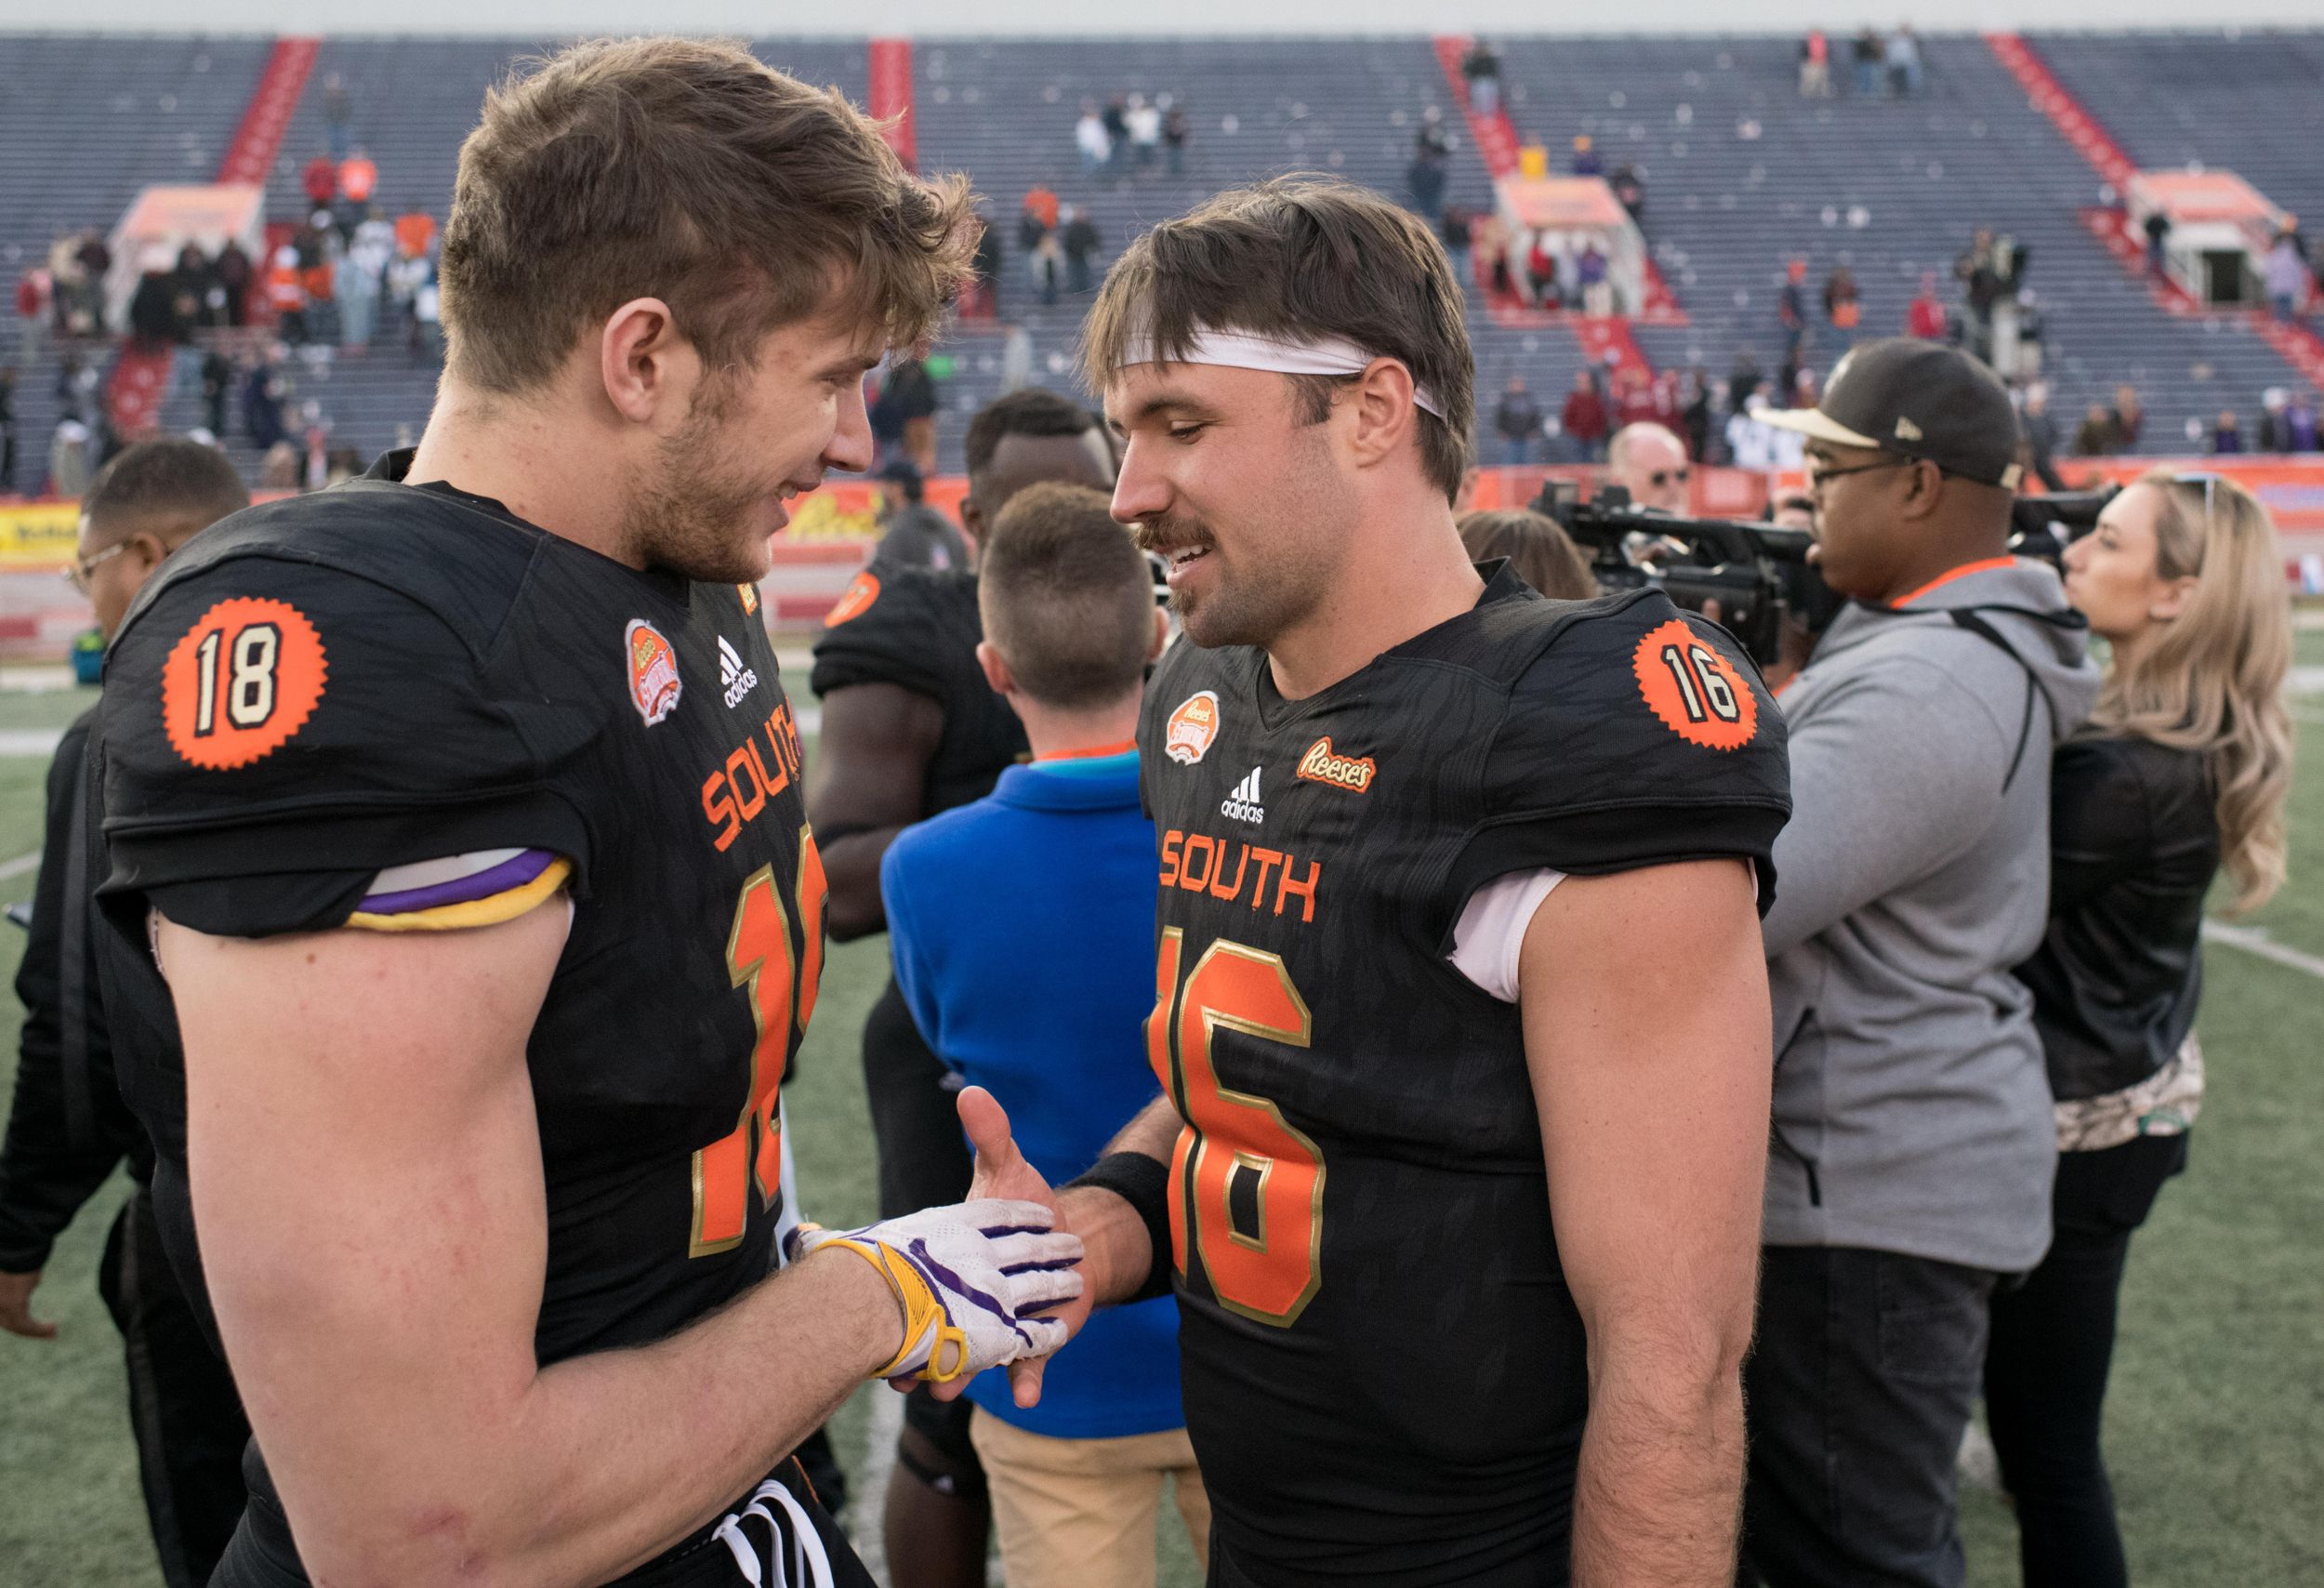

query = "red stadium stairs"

[
  {"left": 869, "top": 38, "right": 917, "bottom": 169},
  {"left": 1989, "top": 31, "right": 2324, "bottom": 393}
]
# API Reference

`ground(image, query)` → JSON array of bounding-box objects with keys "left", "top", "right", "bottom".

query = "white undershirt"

[{"left": 1446, "top": 867, "right": 1566, "bottom": 1003}]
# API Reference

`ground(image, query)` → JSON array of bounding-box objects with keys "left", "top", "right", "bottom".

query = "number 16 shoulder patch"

[
  {"left": 162, "top": 596, "right": 329, "bottom": 769},
  {"left": 1632, "top": 617, "right": 1758, "bottom": 751}
]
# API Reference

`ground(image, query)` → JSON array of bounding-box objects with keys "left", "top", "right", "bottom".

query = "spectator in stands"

[
  {"left": 876, "top": 460, "right": 971, "bottom": 570},
  {"left": 889, "top": 351, "right": 943, "bottom": 476},
  {"left": 1127, "top": 93, "right": 1161, "bottom": 172},
  {"left": 881, "top": 484, "right": 1193, "bottom": 1588},
  {"left": 1578, "top": 242, "right": 1613, "bottom": 315},
  {"left": 339, "top": 213, "right": 390, "bottom": 349},
  {"left": 1727, "top": 391, "right": 1783, "bottom": 472},
  {"left": 49, "top": 417, "right": 93, "bottom": 499},
  {"left": 1779, "top": 258, "right": 1811, "bottom": 357},
  {"left": 303, "top": 151, "right": 340, "bottom": 214},
  {"left": 1021, "top": 184, "right": 1059, "bottom": 247},
  {"left": 384, "top": 247, "right": 429, "bottom": 348},
  {"left": 1407, "top": 152, "right": 1447, "bottom": 224},
  {"left": 407, "top": 265, "right": 442, "bottom": 365},
  {"left": 1822, "top": 264, "right": 1860, "bottom": 337},
  {"left": 321, "top": 72, "right": 353, "bottom": 159},
  {"left": 14, "top": 270, "right": 46, "bottom": 369},
  {"left": 1851, "top": 27, "right": 1885, "bottom": 97},
  {"left": 1570, "top": 135, "right": 1604, "bottom": 179},
  {"left": 971, "top": 215, "right": 1005, "bottom": 319},
  {"left": 1031, "top": 230, "right": 1063, "bottom": 306},
  {"left": 2257, "top": 389, "right": 2291, "bottom": 453},
  {"left": 338, "top": 148, "right": 379, "bottom": 233},
  {"left": 1161, "top": 98, "right": 1188, "bottom": 176},
  {"left": 200, "top": 348, "right": 231, "bottom": 439},
  {"left": 1727, "top": 348, "right": 1763, "bottom": 413},
  {"left": 2110, "top": 384, "right": 2145, "bottom": 450},
  {"left": 393, "top": 205, "right": 437, "bottom": 263},
  {"left": 1102, "top": 96, "right": 1129, "bottom": 174},
  {"left": 1462, "top": 39, "right": 1503, "bottom": 114},
  {"left": 2210, "top": 411, "right": 2244, "bottom": 456},
  {"left": 1074, "top": 102, "right": 1111, "bottom": 175},
  {"left": 2013, "top": 289, "right": 2047, "bottom": 381},
  {"left": 1887, "top": 25, "right": 1922, "bottom": 96},
  {"left": 2264, "top": 226, "right": 2311, "bottom": 322},
  {"left": 2074, "top": 403, "right": 2118, "bottom": 458},
  {"left": 1440, "top": 203, "right": 1473, "bottom": 275},
  {"left": 0, "top": 366, "right": 15, "bottom": 493},
  {"left": 1989, "top": 474, "right": 2291, "bottom": 1588},
  {"left": 1956, "top": 230, "right": 2006, "bottom": 359},
  {"left": 243, "top": 347, "right": 288, "bottom": 452},
  {"left": 73, "top": 232, "right": 111, "bottom": 298},
  {"left": 1611, "top": 163, "right": 1646, "bottom": 226},
  {"left": 214, "top": 237, "right": 252, "bottom": 327},
  {"left": 1459, "top": 509, "right": 1599, "bottom": 600},
  {"left": 1562, "top": 368, "right": 1610, "bottom": 462},
  {"left": 1061, "top": 205, "right": 1103, "bottom": 296},
  {"left": 1683, "top": 370, "right": 1719, "bottom": 464},
  {"left": 1904, "top": 271, "right": 1946, "bottom": 340},
  {"left": 1613, "top": 364, "right": 1659, "bottom": 431},
  {"left": 2142, "top": 209, "right": 2172, "bottom": 279},
  {"left": 1608, "top": 421, "right": 1691, "bottom": 510},
  {"left": 1493, "top": 375, "right": 1542, "bottom": 466},
  {"left": 1415, "top": 104, "right": 1452, "bottom": 162},
  {"left": 55, "top": 353, "right": 99, "bottom": 428},
  {"left": 2020, "top": 383, "right": 2066, "bottom": 491},
  {"left": 999, "top": 324, "right": 1034, "bottom": 395},
  {"left": 2287, "top": 393, "right": 2319, "bottom": 453},
  {"left": 127, "top": 250, "right": 181, "bottom": 346},
  {"left": 263, "top": 245, "right": 308, "bottom": 346},
  {"left": 1800, "top": 29, "right": 1833, "bottom": 99}
]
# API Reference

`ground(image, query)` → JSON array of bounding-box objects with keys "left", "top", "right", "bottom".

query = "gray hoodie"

[{"left": 1762, "top": 558, "right": 2099, "bottom": 1273}]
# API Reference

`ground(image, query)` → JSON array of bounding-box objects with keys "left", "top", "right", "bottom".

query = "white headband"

[{"left": 1116, "top": 327, "right": 1446, "bottom": 418}]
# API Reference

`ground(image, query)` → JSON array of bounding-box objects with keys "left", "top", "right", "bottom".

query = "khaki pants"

[{"left": 969, "top": 1408, "right": 1209, "bottom": 1588}]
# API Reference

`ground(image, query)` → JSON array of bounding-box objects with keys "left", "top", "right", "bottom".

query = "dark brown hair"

[
  {"left": 441, "top": 37, "right": 976, "bottom": 394},
  {"left": 83, "top": 438, "right": 249, "bottom": 541},
  {"left": 979, "top": 483, "right": 1154, "bottom": 709},
  {"left": 1458, "top": 509, "right": 1599, "bottom": 601},
  {"left": 1080, "top": 177, "right": 1474, "bottom": 502}
]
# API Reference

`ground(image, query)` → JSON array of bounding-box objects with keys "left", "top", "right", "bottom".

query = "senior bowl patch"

[
  {"left": 626, "top": 618, "right": 683, "bottom": 726},
  {"left": 1164, "top": 690, "right": 1221, "bottom": 765}
]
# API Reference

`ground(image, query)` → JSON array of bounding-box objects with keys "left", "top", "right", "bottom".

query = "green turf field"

[{"left": 1, "top": 670, "right": 2317, "bottom": 1585}]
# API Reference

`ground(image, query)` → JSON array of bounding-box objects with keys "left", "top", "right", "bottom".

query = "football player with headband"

[{"left": 961, "top": 177, "right": 1794, "bottom": 1586}]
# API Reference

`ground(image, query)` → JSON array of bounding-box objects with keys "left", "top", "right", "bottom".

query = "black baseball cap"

[{"left": 1762, "top": 337, "right": 2023, "bottom": 489}]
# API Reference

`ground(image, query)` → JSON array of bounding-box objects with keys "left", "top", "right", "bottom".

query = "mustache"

[{"left": 1130, "top": 513, "right": 1214, "bottom": 555}]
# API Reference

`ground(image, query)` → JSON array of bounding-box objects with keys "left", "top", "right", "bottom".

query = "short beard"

[
  {"left": 1166, "top": 432, "right": 1352, "bottom": 652},
  {"left": 624, "top": 375, "right": 777, "bottom": 585}
]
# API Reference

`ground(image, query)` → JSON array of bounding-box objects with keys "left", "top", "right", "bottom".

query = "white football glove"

[{"left": 793, "top": 1199, "right": 1083, "bottom": 1383}]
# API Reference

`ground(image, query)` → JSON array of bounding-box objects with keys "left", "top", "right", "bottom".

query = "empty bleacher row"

[{"left": 4, "top": 30, "right": 2320, "bottom": 491}]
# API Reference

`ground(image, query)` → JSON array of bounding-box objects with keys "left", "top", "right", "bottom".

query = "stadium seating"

[{"left": 6, "top": 32, "right": 2322, "bottom": 491}]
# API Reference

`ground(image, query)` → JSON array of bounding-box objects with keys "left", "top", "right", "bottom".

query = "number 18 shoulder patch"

[
  {"left": 1631, "top": 617, "right": 1758, "bottom": 751},
  {"left": 162, "top": 596, "right": 329, "bottom": 770}
]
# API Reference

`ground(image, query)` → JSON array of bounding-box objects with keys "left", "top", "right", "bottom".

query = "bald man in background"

[{"left": 1607, "top": 421, "right": 1692, "bottom": 511}]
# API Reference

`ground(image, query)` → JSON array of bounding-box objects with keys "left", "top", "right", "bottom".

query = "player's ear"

[
  {"left": 1147, "top": 605, "right": 1169, "bottom": 664},
  {"left": 975, "top": 639, "right": 1015, "bottom": 698},
  {"left": 959, "top": 494, "right": 986, "bottom": 552},
  {"left": 598, "top": 298, "right": 690, "bottom": 427},
  {"left": 1345, "top": 358, "right": 1420, "bottom": 472}
]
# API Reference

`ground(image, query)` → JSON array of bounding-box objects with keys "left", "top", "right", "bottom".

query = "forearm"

[
  {"left": 819, "top": 826, "right": 905, "bottom": 940},
  {"left": 0, "top": 1039, "right": 124, "bottom": 1271},
  {"left": 1068, "top": 1096, "right": 1182, "bottom": 1309},
  {"left": 1571, "top": 1351, "right": 1747, "bottom": 1588},
  {"left": 279, "top": 1247, "right": 902, "bottom": 1588}
]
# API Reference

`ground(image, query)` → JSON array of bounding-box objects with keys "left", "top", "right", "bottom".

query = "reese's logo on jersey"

[
  {"left": 1295, "top": 736, "right": 1376, "bottom": 793},
  {"left": 161, "top": 596, "right": 329, "bottom": 771},
  {"left": 737, "top": 582, "right": 760, "bottom": 616},
  {"left": 1631, "top": 618, "right": 1759, "bottom": 751},
  {"left": 626, "top": 619, "right": 683, "bottom": 727},
  {"left": 824, "top": 570, "right": 880, "bottom": 627},
  {"left": 1165, "top": 690, "right": 1221, "bottom": 765}
]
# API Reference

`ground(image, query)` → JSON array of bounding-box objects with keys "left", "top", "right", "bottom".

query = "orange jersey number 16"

[
  {"left": 692, "top": 825, "right": 827, "bottom": 1256},
  {"left": 1148, "top": 927, "right": 1325, "bottom": 1327}
]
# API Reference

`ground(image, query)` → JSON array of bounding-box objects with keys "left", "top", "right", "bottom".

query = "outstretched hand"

[
  {"left": 0, "top": 1269, "right": 56, "bottom": 1340},
  {"left": 921, "top": 1087, "right": 1096, "bottom": 1407}
]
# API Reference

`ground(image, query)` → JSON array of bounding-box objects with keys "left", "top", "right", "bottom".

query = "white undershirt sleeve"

[{"left": 1446, "top": 867, "right": 1567, "bottom": 1003}]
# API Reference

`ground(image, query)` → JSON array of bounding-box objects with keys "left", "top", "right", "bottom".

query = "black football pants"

[
  {"left": 1740, "top": 1246, "right": 1998, "bottom": 1588},
  {"left": 98, "top": 1185, "right": 252, "bottom": 1588},
  {"left": 1983, "top": 1133, "right": 2186, "bottom": 1588}
]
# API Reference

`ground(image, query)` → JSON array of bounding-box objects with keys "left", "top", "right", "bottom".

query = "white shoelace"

[{"left": 712, "top": 1477, "right": 836, "bottom": 1588}]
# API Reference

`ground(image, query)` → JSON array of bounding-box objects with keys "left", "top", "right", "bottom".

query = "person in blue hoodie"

[
  {"left": 881, "top": 482, "right": 1196, "bottom": 1588},
  {"left": 1750, "top": 340, "right": 2101, "bottom": 1588}
]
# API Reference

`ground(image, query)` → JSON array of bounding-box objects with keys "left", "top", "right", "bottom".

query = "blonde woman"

[{"left": 1987, "top": 471, "right": 2293, "bottom": 1588}]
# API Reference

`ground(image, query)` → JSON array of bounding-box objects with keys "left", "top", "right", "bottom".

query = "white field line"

[{"left": 2203, "top": 920, "right": 2324, "bottom": 982}]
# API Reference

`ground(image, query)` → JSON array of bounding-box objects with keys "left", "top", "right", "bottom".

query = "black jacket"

[
  {"left": 0, "top": 709, "right": 147, "bottom": 1273},
  {"left": 2015, "top": 733, "right": 2218, "bottom": 1103}
]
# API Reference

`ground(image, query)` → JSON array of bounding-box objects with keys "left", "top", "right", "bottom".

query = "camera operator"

[{"left": 1738, "top": 339, "right": 2100, "bottom": 1588}]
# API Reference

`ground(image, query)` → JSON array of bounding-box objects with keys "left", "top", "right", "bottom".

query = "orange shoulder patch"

[
  {"left": 161, "top": 597, "right": 329, "bottom": 769},
  {"left": 1631, "top": 617, "right": 1758, "bottom": 751},
  {"left": 824, "top": 570, "right": 880, "bottom": 627}
]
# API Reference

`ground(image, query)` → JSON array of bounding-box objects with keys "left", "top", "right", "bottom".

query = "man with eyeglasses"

[
  {"left": 1736, "top": 339, "right": 2100, "bottom": 1588},
  {"left": 0, "top": 437, "right": 252, "bottom": 1588},
  {"left": 1605, "top": 419, "right": 1691, "bottom": 511}
]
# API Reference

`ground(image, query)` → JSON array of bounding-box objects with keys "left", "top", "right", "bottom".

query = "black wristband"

[{"left": 1065, "top": 1151, "right": 1175, "bottom": 1304}]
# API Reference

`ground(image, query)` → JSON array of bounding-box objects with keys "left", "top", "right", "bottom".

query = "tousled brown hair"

[
  {"left": 442, "top": 37, "right": 976, "bottom": 394},
  {"left": 1458, "top": 509, "right": 1600, "bottom": 602},
  {"left": 979, "top": 483, "right": 1154, "bottom": 709},
  {"left": 1079, "top": 177, "right": 1474, "bottom": 502}
]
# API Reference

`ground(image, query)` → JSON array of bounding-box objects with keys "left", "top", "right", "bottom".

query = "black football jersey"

[
  {"left": 92, "top": 455, "right": 829, "bottom": 1584},
  {"left": 808, "top": 558, "right": 1026, "bottom": 815},
  {"left": 1136, "top": 568, "right": 1790, "bottom": 1584}
]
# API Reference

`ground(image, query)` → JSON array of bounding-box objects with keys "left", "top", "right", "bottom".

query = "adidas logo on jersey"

[
  {"left": 1220, "top": 767, "right": 1266, "bottom": 826},
  {"left": 718, "top": 636, "right": 759, "bottom": 709}
]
